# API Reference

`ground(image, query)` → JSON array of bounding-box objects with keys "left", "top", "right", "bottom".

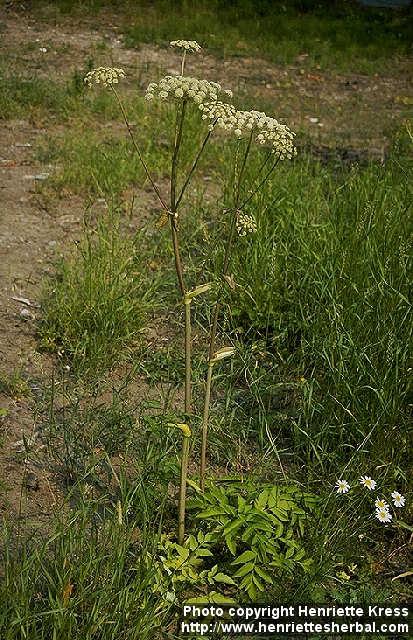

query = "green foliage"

[
  {"left": 121, "top": 0, "right": 412, "bottom": 74},
  {"left": 37, "top": 1, "right": 413, "bottom": 74},
  {"left": 40, "top": 209, "right": 160, "bottom": 373},
  {"left": 0, "top": 500, "right": 172, "bottom": 639},
  {"left": 0, "top": 61, "right": 96, "bottom": 120},
  {"left": 190, "top": 481, "right": 319, "bottom": 599},
  {"left": 0, "top": 369, "right": 31, "bottom": 398},
  {"left": 226, "top": 137, "right": 412, "bottom": 464},
  {"left": 148, "top": 532, "right": 235, "bottom": 603}
]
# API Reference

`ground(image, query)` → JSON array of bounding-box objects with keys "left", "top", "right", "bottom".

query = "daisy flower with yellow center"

[
  {"left": 374, "top": 498, "right": 389, "bottom": 510},
  {"left": 335, "top": 479, "right": 350, "bottom": 494},
  {"left": 359, "top": 476, "right": 377, "bottom": 490},
  {"left": 391, "top": 491, "right": 406, "bottom": 508},
  {"left": 375, "top": 508, "right": 392, "bottom": 523}
]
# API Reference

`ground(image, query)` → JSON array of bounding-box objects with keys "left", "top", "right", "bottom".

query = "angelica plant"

[{"left": 84, "top": 39, "right": 297, "bottom": 537}]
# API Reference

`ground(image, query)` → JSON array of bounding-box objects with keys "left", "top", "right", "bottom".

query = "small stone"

[
  {"left": 19, "top": 308, "right": 34, "bottom": 320},
  {"left": 14, "top": 143, "right": 32, "bottom": 148},
  {"left": 309, "top": 117, "right": 319, "bottom": 124},
  {"left": 23, "top": 173, "right": 50, "bottom": 181},
  {"left": 25, "top": 472, "right": 39, "bottom": 491}
]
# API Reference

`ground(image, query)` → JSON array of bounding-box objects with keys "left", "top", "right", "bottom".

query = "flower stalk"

[{"left": 84, "top": 45, "right": 297, "bottom": 537}]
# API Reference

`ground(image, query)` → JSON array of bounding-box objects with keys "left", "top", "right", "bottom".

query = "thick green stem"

[
  {"left": 169, "top": 100, "right": 187, "bottom": 298},
  {"left": 170, "top": 219, "right": 185, "bottom": 296},
  {"left": 171, "top": 101, "right": 187, "bottom": 212},
  {"left": 178, "top": 435, "right": 190, "bottom": 544},
  {"left": 170, "top": 100, "right": 191, "bottom": 543}
]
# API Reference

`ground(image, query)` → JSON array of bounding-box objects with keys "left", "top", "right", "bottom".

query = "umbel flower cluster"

[
  {"left": 199, "top": 102, "right": 297, "bottom": 159},
  {"left": 145, "top": 76, "right": 232, "bottom": 105},
  {"left": 84, "top": 67, "right": 125, "bottom": 87},
  {"left": 84, "top": 40, "right": 297, "bottom": 161},
  {"left": 170, "top": 40, "right": 202, "bottom": 52},
  {"left": 236, "top": 212, "right": 257, "bottom": 236},
  {"left": 335, "top": 476, "right": 406, "bottom": 524}
]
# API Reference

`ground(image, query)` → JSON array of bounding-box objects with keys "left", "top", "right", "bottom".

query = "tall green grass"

[
  {"left": 1, "top": 499, "right": 171, "bottom": 639},
  {"left": 40, "top": 208, "right": 160, "bottom": 374},
  {"left": 220, "top": 131, "right": 412, "bottom": 467}
]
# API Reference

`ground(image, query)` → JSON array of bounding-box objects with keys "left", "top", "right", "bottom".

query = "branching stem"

[{"left": 111, "top": 87, "right": 168, "bottom": 211}]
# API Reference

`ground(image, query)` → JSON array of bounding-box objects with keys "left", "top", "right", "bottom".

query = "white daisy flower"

[
  {"left": 375, "top": 508, "right": 392, "bottom": 523},
  {"left": 335, "top": 479, "right": 350, "bottom": 494},
  {"left": 391, "top": 491, "right": 406, "bottom": 508},
  {"left": 374, "top": 498, "right": 389, "bottom": 510},
  {"left": 360, "top": 476, "right": 377, "bottom": 490}
]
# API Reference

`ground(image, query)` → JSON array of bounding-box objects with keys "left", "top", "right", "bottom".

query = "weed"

[
  {"left": 0, "top": 370, "right": 31, "bottom": 398},
  {"left": 40, "top": 208, "right": 159, "bottom": 374}
]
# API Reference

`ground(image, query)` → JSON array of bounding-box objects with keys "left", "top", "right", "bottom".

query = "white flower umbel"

[
  {"left": 391, "top": 491, "right": 406, "bottom": 508},
  {"left": 199, "top": 102, "right": 297, "bottom": 159},
  {"left": 170, "top": 40, "right": 202, "bottom": 53},
  {"left": 374, "top": 498, "right": 389, "bottom": 510},
  {"left": 199, "top": 101, "right": 237, "bottom": 131},
  {"left": 84, "top": 67, "right": 126, "bottom": 87},
  {"left": 236, "top": 212, "right": 257, "bottom": 236},
  {"left": 335, "top": 479, "right": 350, "bottom": 494},
  {"left": 359, "top": 476, "right": 377, "bottom": 490},
  {"left": 145, "top": 76, "right": 230, "bottom": 105},
  {"left": 375, "top": 508, "right": 392, "bottom": 523}
]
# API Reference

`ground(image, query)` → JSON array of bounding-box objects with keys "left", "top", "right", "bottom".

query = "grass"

[
  {"left": 34, "top": 0, "right": 413, "bottom": 74},
  {"left": 223, "top": 132, "right": 412, "bottom": 467},
  {"left": 0, "top": 65, "right": 92, "bottom": 120},
  {"left": 40, "top": 208, "right": 161, "bottom": 374},
  {"left": 0, "top": 370, "right": 31, "bottom": 398},
  {"left": 1, "top": 498, "right": 172, "bottom": 638}
]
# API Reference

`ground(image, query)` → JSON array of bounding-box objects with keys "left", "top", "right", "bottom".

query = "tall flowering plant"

[{"left": 84, "top": 41, "right": 297, "bottom": 542}]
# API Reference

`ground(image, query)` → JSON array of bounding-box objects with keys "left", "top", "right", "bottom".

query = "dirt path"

[{"left": 0, "top": 117, "right": 85, "bottom": 525}]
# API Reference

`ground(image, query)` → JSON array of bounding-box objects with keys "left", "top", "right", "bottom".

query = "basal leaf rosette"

[
  {"left": 145, "top": 76, "right": 233, "bottom": 105},
  {"left": 199, "top": 102, "right": 297, "bottom": 160}
]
